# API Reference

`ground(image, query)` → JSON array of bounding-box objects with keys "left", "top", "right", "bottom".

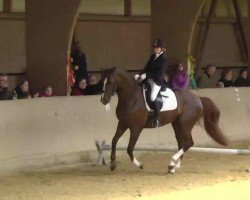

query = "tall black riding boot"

[{"left": 152, "top": 100, "right": 160, "bottom": 128}]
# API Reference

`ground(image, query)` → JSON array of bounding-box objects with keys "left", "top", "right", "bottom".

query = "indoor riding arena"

[{"left": 0, "top": 0, "right": 250, "bottom": 200}]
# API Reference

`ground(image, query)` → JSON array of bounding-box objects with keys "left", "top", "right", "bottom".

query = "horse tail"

[{"left": 200, "top": 97, "right": 228, "bottom": 146}]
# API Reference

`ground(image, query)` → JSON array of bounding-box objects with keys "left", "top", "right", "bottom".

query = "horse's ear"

[
  {"left": 100, "top": 67, "right": 105, "bottom": 77},
  {"left": 110, "top": 66, "right": 116, "bottom": 73},
  {"left": 104, "top": 66, "right": 116, "bottom": 75}
]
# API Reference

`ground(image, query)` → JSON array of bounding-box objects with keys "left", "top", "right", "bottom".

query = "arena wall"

[{"left": 0, "top": 88, "right": 249, "bottom": 175}]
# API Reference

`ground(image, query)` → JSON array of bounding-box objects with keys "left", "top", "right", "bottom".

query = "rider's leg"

[
  {"left": 152, "top": 99, "right": 160, "bottom": 127},
  {"left": 150, "top": 82, "right": 161, "bottom": 102},
  {"left": 149, "top": 81, "right": 161, "bottom": 127}
]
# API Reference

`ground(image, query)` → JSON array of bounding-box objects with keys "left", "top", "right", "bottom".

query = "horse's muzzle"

[{"left": 100, "top": 95, "right": 108, "bottom": 105}]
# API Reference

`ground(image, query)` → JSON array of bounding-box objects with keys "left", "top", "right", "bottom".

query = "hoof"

[
  {"left": 139, "top": 165, "right": 144, "bottom": 169},
  {"left": 168, "top": 170, "right": 175, "bottom": 174},
  {"left": 110, "top": 162, "right": 117, "bottom": 171},
  {"left": 168, "top": 165, "right": 175, "bottom": 174}
]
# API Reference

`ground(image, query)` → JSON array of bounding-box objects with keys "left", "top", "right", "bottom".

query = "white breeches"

[{"left": 148, "top": 79, "right": 161, "bottom": 102}]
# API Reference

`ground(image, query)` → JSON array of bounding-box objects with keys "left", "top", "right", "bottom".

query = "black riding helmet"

[{"left": 153, "top": 39, "right": 166, "bottom": 48}]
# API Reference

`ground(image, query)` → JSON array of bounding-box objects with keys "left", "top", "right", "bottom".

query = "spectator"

[
  {"left": 197, "top": 64, "right": 217, "bottom": 88},
  {"left": 0, "top": 73, "right": 11, "bottom": 100},
  {"left": 234, "top": 68, "right": 249, "bottom": 87},
  {"left": 70, "top": 78, "right": 87, "bottom": 96},
  {"left": 88, "top": 74, "right": 98, "bottom": 85},
  {"left": 32, "top": 91, "right": 40, "bottom": 98},
  {"left": 12, "top": 80, "right": 31, "bottom": 99},
  {"left": 71, "top": 41, "right": 88, "bottom": 83},
  {"left": 39, "top": 85, "right": 53, "bottom": 97},
  {"left": 85, "top": 74, "right": 104, "bottom": 95},
  {"left": 218, "top": 68, "right": 234, "bottom": 88},
  {"left": 171, "top": 62, "right": 189, "bottom": 89}
]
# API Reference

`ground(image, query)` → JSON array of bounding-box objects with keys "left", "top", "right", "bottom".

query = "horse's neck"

[
  {"left": 117, "top": 80, "right": 139, "bottom": 99},
  {"left": 116, "top": 76, "right": 141, "bottom": 108}
]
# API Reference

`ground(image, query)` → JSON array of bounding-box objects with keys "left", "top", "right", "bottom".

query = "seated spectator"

[
  {"left": 234, "top": 68, "right": 249, "bottom": 87},
  {"left": 30, "top": 90, "right": 40, "bottom": 98},
  {"left": 39, "top": 85, "right": 53, "bottom": 97},
  {"left": 0, "top": 73, "right": 11, "bottom": 100},
  {"left": 197, "top": 64, "right": 216, "bottom": 88},
  {"left": 70, "top": 78, "right": 87, "bottom": 96},
  {"left": 171, "top": 62, "right": 189, "bottom": 89},
  {"left": 218, "top": 69, "right": 234, "bottom": 88},
  {"left": 85, "top": 74, "right": 104, "bottom": 95},
  {"left": 13, "top": 80, "right": 31, "bottom": 99}
]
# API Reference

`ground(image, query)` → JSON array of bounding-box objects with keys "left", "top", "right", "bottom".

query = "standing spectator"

[
  {"left": 0, "top": 73, "right": 11, "bottom": 100},
  {"left": 12, "top": 80, "right": 31, "bottom": 99},
  {"left": 234, "top": 68, "right": 249, "bottom": 87},
  {"left": 70, "top": 78, "right": 87, "bottom": 96},
  {"left": 39, "top": 85, "right": 53, "bottom": 97},
  {"left": 71, "top": 41, "right": 88, "bottom": 82},
  {"left": 197, "top": 64, "right": 217, "bottom": 88},
  {"left": 218, "top": 68, "right": 234, "bottom": 88},
  {"left": 85, "top": 74, "right": 104, "bottom": 95},
  {"left": 171, "top": 62, "right": 189, "bottom": 89}
]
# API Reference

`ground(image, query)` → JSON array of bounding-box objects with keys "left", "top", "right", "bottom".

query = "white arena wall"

[{"left": 0, "top": 88, "right": 249, "bottom": 175}]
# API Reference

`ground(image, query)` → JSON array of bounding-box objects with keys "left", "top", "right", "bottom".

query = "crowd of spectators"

[
  {"left": 0, "top": 42, "right": 104, "bottom": 101},
  {"left": 1, "top": 40, "right": 249, "bottom": 101},
  {"left": 197, "top": 64, "right": 249, "bottom": 89}
]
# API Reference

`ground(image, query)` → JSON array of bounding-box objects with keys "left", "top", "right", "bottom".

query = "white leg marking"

[
  {"left": 169, "top": 160, "right": 176, "bottom": 167},
  {"left": 172, "top": 149, "right": 184, "bottom": 161},
  {"left": 169, "top": 167, "right": 176, "bottom": 174},
  {"left": 168, "top": 149, "right": 184, "bottom": 173},
  {"left": 133, "top": 157, "right": 141, "bottom": 167},
  {"left": 175, "top": 159, "right": 182, "bottom": 169}
]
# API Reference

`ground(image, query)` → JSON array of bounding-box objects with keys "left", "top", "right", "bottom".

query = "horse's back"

[{"left": 174, "top": 89, "right": 203, "bottom": 112}]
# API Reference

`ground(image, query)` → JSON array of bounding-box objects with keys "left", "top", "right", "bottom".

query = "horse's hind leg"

[
  {"left": 127, "top": 128, "right": 143, "bottom": 169},
  {"left": 168, "top": 120, "right": 195, "bottom": 174},
  {"left": 110, "top": 121, "right": 128, "bottom": 171}
]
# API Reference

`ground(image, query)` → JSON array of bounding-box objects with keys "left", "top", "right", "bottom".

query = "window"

[
  {"left": 11, "top": 0, "right": 25, "bottom": 12},
  {"left": 200, "top": 0, "right": 248, "bottom": 18},
  {"left": 79, "top": 0, "right": 124, "bottom": 15},
  {"left": 131, "top": 0, "right": 151, "bottom": 16},
  {"left": 238, "top": 0, "right": 248, "bottom": 17},
  {"left": 0, "top": 0, "right": 3, "bottom": 12}
]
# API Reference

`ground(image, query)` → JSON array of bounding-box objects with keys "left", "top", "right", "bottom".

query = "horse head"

[{"left": 100, "top": 67, "right": 117, "bottom": 105}]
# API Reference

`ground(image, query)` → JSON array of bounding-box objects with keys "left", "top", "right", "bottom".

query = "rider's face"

[{"left": 154, "top": 47, "right": 162, "bottom": 54}]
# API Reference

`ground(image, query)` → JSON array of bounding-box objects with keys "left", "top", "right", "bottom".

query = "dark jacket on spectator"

[
  {"left": 70, "top": 86, "right": 85, "bottom": 96},
  {"left": 218, "top": 78, "right": 234, "bottom": 87},
  {"left": 38, "top": 92, "right": 53, "bottom": 97},
  {"left": 234, "top": 77, "right": 249, "bottom": 87},
  {"left": 71, "top": 49, "right": 88, "bottom": 81},
  {"left": 0, "top": 88, "right": 12, "bottom": 100},
  {"left": 85, "top": 79, "right": 104, "bottom": 95},
  {"left": 13, "top": 87, "right": 30, "bottom": 99},
  {"left": 197, "top": 72, "right": 214, "bottom": 88},
  {"left": 141, "top": 53, "right": 168, "bottom": 86}
]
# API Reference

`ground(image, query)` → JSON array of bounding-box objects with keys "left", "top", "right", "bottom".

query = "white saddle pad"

[{"left": 143, "top": 86, "right": 178, "bottom": 112}]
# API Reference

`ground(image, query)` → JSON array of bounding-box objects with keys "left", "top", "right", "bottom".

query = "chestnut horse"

[{"left": 100, "top": 67, "right": 227, "bottom": 173}]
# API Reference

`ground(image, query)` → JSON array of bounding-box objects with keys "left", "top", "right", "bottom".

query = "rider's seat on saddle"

[{"left": 142, "top": 82, "right": 178, "bottom": 112}]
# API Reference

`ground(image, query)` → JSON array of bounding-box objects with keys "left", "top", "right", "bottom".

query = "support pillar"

[{"left": 26, "top": 0, "right": 80, "bottom": 95}]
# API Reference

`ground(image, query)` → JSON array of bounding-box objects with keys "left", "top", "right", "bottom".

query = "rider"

[{"left": 135, "top": 39, "right": 168, "bottom": 127}]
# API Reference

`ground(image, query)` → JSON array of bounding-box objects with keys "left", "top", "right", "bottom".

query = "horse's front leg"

[
  {"left": 127, "top": 128, "right": 143, "bottom": 169},
  {"left": 110, "top": 122, "right": 127, "bottom": 171}
]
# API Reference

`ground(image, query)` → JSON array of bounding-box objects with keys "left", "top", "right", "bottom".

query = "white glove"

[
  {"left": 134, "top": 74, "right": 140, "bottom": 80},
  {"left": 140, "top": 73, "right": 146, "bottom": 80}
]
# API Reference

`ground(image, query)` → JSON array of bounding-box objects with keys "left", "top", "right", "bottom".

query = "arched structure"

[{"left": 26, "top": 0, "right": 81, "bottom": 95}]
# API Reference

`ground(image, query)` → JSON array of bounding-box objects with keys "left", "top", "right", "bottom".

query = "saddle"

[{"left": 142, "top": 82, "right": 178, "bottom": 112}]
